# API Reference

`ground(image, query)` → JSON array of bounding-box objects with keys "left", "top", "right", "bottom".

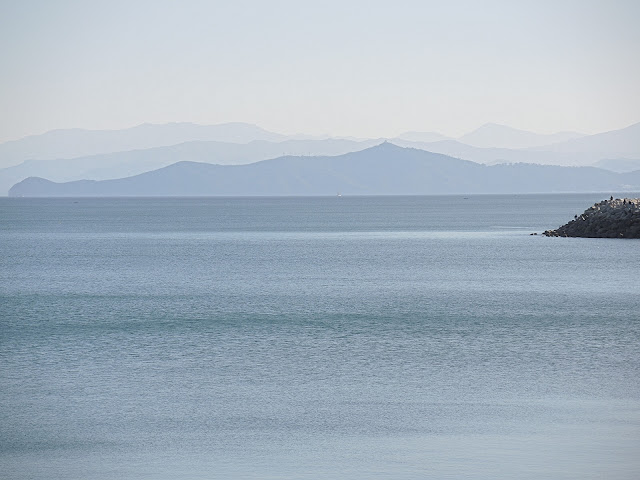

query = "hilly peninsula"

[{"left": 9, "top": 143, "right": 640, "bottom": 197}]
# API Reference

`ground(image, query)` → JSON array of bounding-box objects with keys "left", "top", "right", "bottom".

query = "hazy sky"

[{"left": 1, "top": 0, "right": 639, "bottom": 142}]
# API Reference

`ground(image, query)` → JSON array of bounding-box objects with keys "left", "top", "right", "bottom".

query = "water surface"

[{"left": 1, "top": 195, "right": 639, "bottom": 479}]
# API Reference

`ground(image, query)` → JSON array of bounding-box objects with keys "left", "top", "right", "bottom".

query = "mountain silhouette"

[
  {"left": 9, "top": 143, "right": 639, "bottom": 197},
  {"left": 458, "top": 123, "right": 585, "bottom": 149},
  {"left": 0, "top": 138, "right": 379, "bottom": 195},
  {"left": 0, "top": 122, "right": 287, "bottom": 168},
  {"left": 529, "top": 121, "right": 640, "bottom": 158}
]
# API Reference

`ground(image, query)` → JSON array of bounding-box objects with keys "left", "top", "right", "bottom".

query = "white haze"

[{"left": 1, "top": 0, "right": 639, "bottom": 143}]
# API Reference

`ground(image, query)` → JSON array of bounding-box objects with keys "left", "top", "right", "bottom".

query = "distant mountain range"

[
  {"left": 2, "top": 121, "right": 640, "bottom": 196},
  {"left": 592, "top": 158, "right": 640, "bottom": 173},
  {"left": 10, "top": 143, "right": 640, "bottom": 197},
  {"left": 457, "top": 123, "right": 585, "bottom": 149},
  {"left": 394, "top": 121, "right": 640, "bottom": 167},
  {"left": 391, "top": 139, "right": 588, "bottom": 166},
  {"left": 397, "top": 123, "right": 585, "bottom": 149},
  {"left": 527, "top": 121, "right": 640, "bottom": 158},
  {"left": 0, "top": 138, "right": 379, "bottom": 196},
  {"left": 0, "top": 122, "right": 288, "bottom": 168}
]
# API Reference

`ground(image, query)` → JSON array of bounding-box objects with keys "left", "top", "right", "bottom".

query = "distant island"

[{"left": 544, "top": 198, "right": 640, "bottom": 238}]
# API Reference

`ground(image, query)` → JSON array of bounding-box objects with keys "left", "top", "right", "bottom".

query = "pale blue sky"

[{"left": 1, "top": 0, "right": 638, "bottom": 142}]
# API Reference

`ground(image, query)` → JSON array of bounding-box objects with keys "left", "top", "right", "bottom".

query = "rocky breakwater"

[{"left": 544, "top": 197, "right": 640, "bottom": 238}]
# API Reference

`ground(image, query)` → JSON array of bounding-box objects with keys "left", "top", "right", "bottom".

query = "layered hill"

[
  {"left": 3, "top": 121, "right": 640, "bottom": 196},
  {"left": 395, "top": 121, "right": 640, "bottom": 167},
  {"left": 0, "top": 138, "right": 378, "bottom": 195},
  {"left": 458, "top": 123, "right": 585, "bottom": 149},
  {"left": 9, "top": 143, "right": 640, "bottom": 197},
  {"left": 0, "top": 122, "right": 288, "bottom": 168},
  {"left": 529, "top": 121, "right": 640, "bottom": 158}
]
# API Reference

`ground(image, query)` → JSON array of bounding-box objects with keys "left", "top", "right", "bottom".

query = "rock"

[{"left": 543, "top": 198, "right": 640, "bottom": 238}]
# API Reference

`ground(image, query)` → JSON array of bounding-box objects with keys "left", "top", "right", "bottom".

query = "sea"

[{"left": 1, "top": 194, "right": 639, "bottom": 480}]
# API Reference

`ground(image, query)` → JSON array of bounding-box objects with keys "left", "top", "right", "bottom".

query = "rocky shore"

[{"left": 543, "top": 197, "right": 640, "bottom": 238}]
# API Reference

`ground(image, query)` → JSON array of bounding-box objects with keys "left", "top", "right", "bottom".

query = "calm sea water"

[{"left": 1, "top": 194, "right": 639, "bottom": 479}]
